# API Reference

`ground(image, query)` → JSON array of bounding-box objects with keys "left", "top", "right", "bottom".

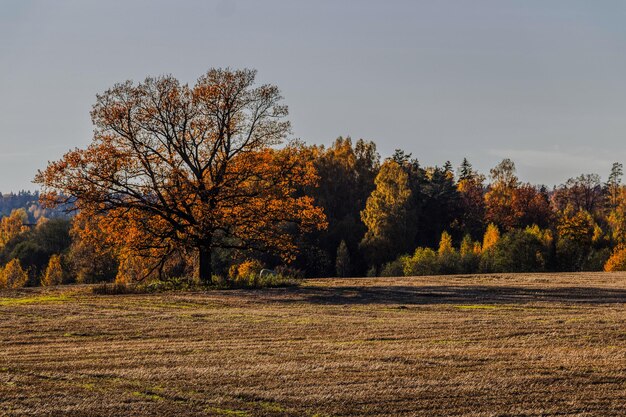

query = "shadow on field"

[{"left": 278, "top": 285, "right": 626, "bottom": 306}]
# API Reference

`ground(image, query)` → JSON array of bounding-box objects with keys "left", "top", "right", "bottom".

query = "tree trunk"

[{"left": 198, "top": 246, "right": 212, "bottom": 283}]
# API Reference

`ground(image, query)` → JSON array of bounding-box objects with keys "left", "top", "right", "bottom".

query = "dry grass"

[{"left": 1, "top": 272, "right": 626, "bottom": 416}]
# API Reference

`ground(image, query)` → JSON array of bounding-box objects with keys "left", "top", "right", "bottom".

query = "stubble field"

[{"left": 1, "top": 272, "right": 626, "bottom": 416}]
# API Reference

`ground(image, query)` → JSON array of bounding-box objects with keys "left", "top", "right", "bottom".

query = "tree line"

[
  {"left": 0, "top": 191, "right": 67, "bottom": 223},
  {"left": 304, "top": 143, "right": 626, "bottom": 278},
  {"left": 2, "top": 67, "right": 626, "bottom": 288}
]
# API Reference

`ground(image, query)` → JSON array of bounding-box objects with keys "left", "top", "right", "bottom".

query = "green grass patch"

[
  {"left": 132, "top": 390, "right": 164, "bottom": 402},
  {"left": 0, "top": 294, "right": 70, "bottom": 306},
  {"left": 257, "top": 401, "right": 287, "bottom": 412}
]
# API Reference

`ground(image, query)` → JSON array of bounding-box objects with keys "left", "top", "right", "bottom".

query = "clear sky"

[{"left": 2, "top": 0, "right": 626, "bottom": 191}]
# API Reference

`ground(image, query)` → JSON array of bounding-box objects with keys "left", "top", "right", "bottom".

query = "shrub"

[
  {"left": 403, "top": 248, "right": 439, "bottom": 276},
  {"left": 380, "top": 257, "right": 405, "bottom": 277},
  {"left": 224, "top": 260, "right": 300, "bottom": 288},
  {"left": 93, "top": 268, "right": 301, "bottom": 294},
  {"left": 437, "top": 231, "right": 461, "bottom": 274},
  {"left": 487, "top": 229, "right": 547, "bottom": 273},
  {"left": 1, "top": 259, "right": 29, "bottom": 289},
  {"left": 584, "top": 248, "right": 611, "bottom": 271},
  {"left": 140, "top": 276, "right": 200, "bottom": 292},
  {"left": 274, "top": 265, "right": 304, "bottom": 279},
  {"left": 92, "top": 281, "right": 138, "bottom": 295},
  {"left": 459, "top": 235, "right": 480, "bottom": 273},
  {"left": 94, "top": 276, "right": 204, "bottom": 294},
  {"left": 41, "top": 254, "right": 64, "bottom": 286},
  {"left": 478, "top": 248, "right": 496, "bottom": 273},
  {"left": 223, "top": 271, "right": 298, "bottom": 289},
  {"left": 438, "top": 250, "right": 461, "bottom": 274},
  {"left": 229, "top": 259, "right": 264, "bottom": 282},
  {"left": 556, "top": 238, "right": 590, "bottom": 272},
  {"left": 604, "top": 246, "right": 626, "bottom": 271},
  {"left": 254, "top": 273, "right": 299, "bottom": 288}
]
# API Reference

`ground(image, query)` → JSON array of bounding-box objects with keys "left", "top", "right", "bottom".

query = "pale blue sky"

[{"left": 1, "top": 0, "right": 626, "bottom": 190}]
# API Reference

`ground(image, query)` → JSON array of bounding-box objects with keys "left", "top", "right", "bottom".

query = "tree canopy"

[{"left": 36, "top": 68, "right": 326, "bottom": 281}]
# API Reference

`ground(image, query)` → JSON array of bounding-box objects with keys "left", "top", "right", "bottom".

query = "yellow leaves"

[
  {"left": 41, "top": 255, "right": 63, "bottom": 286},
  {"left": 456, "top": 178, "right": 473, "bottom": 194},
  {"left": 229, "top": 259, "right": 264, "bottom": 281},
  {"left": 362, "top": 160, "right": 412, "bottom": 235},
  {"left": 402, "top": 247, "right": 438, "bottom": 276},
  {"left": 482, "top": 223, "right": 500, "bottom": 252},
  {"left": 473, "top": 242, "right": 483, "bottom": 255},
  {"left": 525, "top": 224, "right": 553, "bottom": 248},
  {"left": 438, "top": 231, "right": 454, "bottom": 255},
  {"left": 460, "top": 236, "right": 475, "bottom": 257},
  {"left": 557, "top": 209, "right": 595, "bottom": 243},
  {"left": 0, "top": 259, "right": 28, "bottom": 289},
  {"left": 0, "top": 209, "right": 29, "bottom": 249},
  {"left": 604, "top": 245, "right": 626, "bottom": 271}
]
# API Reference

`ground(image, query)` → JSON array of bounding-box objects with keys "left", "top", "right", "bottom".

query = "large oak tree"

[{"left": 36, "top": 68, "right": 326, "bottom": 282}]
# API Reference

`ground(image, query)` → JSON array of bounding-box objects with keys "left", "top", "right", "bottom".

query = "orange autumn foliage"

[
  {"left": 36, "top": 68, "right": 326, "bottom": 282},
  {"left": 0, "top": 209, "right": 29, "bottom": 249},
  {"left": 41, "top": 254, "right": 63, "bottom": 286},
  {"left": 0, "top": 259, "right": 29, "bottom": 289},
  {"left": 604, "top": 245, "right": 626, "bottom": 271}
]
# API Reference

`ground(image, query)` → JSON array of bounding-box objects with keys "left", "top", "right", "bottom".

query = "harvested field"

[{"left": 1, "top": 273, "right": 626, "bottom": 416}]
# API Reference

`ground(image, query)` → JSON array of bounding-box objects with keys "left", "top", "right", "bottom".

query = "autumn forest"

[{"left": 0, "top": 68, "right": 625, "bottom": 289}]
